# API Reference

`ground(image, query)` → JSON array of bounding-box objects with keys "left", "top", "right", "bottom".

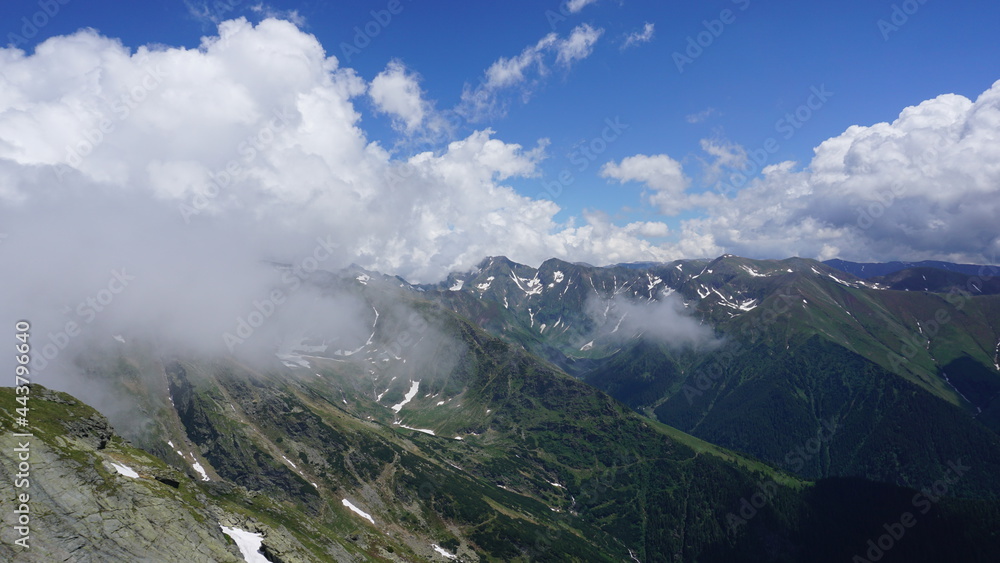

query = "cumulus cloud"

[
  {"left": 681, "top": 81, "right": 1000, "bottom": 263},
  {"left": 600, "top": 154, "right": 694, "bottom": 215},
  {"left": 0, "top": 17, "right": 674, "bottom": 388},
  {"left": 458, "top": 24, "right": 603, "bottom": 121},
  {"left": 622, "top": 22, "right": 655, "bottom": 49},
  {"left": 369, "top": 59, "right": 444, "bottom": 135}
]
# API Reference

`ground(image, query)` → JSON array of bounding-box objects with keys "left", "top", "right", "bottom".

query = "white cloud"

[
  {"left": 186, "top": 0, "right": 304, "bottom": 27},
  {"left": 458, "top": 25, "right": 603, "bottom": 121},
  {"left": 679, "top": 80, "right": 1000, "bottom": 263},
  {"left": 0, "top": 19, "right": 687, "bottom": 408},
  {"left": 601, "top": 154, "right": 693, "bottom": 215},
  {"left": 622, "top": 22, "right": 655, "bottom": 49},
  {"left": 369, "top": 60, "right": 442, "bottom": 135},
  {"left": 625, "top": 220, "right": 670, "bottom": 238},
  {"left": 249, "top": 3, "right": 306, "bottom": 27},
  {"left": 698, "top": 138, "right": 748, "bottom": 183},
  {"left": 566, "top": 0, "right": 599, "bottom": 13},
  {"left": 556, "top": 24, "right": 603, "bottom": 66},
  {"left": 0, "top": 18, "right": 669, "bottom": 298}
]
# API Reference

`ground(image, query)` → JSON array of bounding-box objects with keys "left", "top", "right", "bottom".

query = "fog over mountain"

[{"left": 585, "top": 290, "right": 723, "bottom": 350}]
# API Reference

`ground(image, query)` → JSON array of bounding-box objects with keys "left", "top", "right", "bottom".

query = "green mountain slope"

[
  {"left": 8, "top": 257, "right": 1000, "bottom": 561},
  {"left": 423, "top": 255, "right": 1000, "bottom": 498}
]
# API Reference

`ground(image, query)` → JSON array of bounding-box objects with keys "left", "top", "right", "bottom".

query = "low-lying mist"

[{"left": 585, "top": 290, "right": 723, "bottom": 351}]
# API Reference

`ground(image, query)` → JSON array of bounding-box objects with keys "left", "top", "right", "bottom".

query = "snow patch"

[
  {"left": 611, "top": 313, "right": 627, "bottom": 334},
  {"left": 510, "top": 271, "right": 543, "bottom": 296},
  {"left": 828, "top": 274, "right": 854, "bottom": 287},
  {"left": 449, "top": 279, "right": 465, "bottom": 291},
  {"left": 396, "top": 422, "right": 436, "bottom": 436},
  {"left": 220, "top": 526, "right": 269, "bottom": 563},
  {"left": 391, "top": 380, "right": 420, "bottom": 413},
  {"left": 740, "top": 265, "right": 767, "bottom": 277},
  {"left": 110, "top": 462, "right": 139, "bottom": 478},
  {"left": 356, "top": 273, "right": 370, "bottom": 285},
  {"left": 580, "top": 340, "right": 594, "bottom": 351},
  {"left": 646, "top": 274, "right": 662, "bottom": 293},
  {"left": 190, "top": 454, "right": 210, "bottom": 481},
  {"left": 432, "top": 544, "right": 458, "bottom": 559},
  {"left": 342, "top": 499, "right": 375, "bottom": 524},
  {"left": 112, "top": 334, "right": 125, "bottom": 344},
  {"left": 282, "top": 456, "right": 297, "bottom": 469}
]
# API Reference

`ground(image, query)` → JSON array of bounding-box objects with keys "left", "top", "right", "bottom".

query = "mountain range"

[{"left": 3, "top": 254, "right": 999, "bottom": 562}]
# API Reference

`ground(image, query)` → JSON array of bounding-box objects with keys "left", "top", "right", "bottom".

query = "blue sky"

[{"left": 1, "top": 0, "right": 999, "bottom": 279}]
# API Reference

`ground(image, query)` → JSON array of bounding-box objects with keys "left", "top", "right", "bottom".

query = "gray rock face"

[{"left": 0, "top": 389, "right": 243, "bottom": 563}]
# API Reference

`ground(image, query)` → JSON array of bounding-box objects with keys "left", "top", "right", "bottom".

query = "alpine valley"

[{"left": 4, "top": 255, "right": 1000, "bottom": 562}]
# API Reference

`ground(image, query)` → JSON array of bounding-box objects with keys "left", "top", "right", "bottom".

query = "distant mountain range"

[
  {"left": 3, "top": 255, "right": 999, "bottom": 561},
  {"left": 823, "top": 258, "right": 994, "bottom": 279},
  {"left": 421, "top": 255, "right": 1000, "bottom": 495}
]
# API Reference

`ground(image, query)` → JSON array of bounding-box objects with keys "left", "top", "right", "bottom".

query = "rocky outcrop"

[{"left": 0, "top": 386, "right": 242, "bottom": 562}]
